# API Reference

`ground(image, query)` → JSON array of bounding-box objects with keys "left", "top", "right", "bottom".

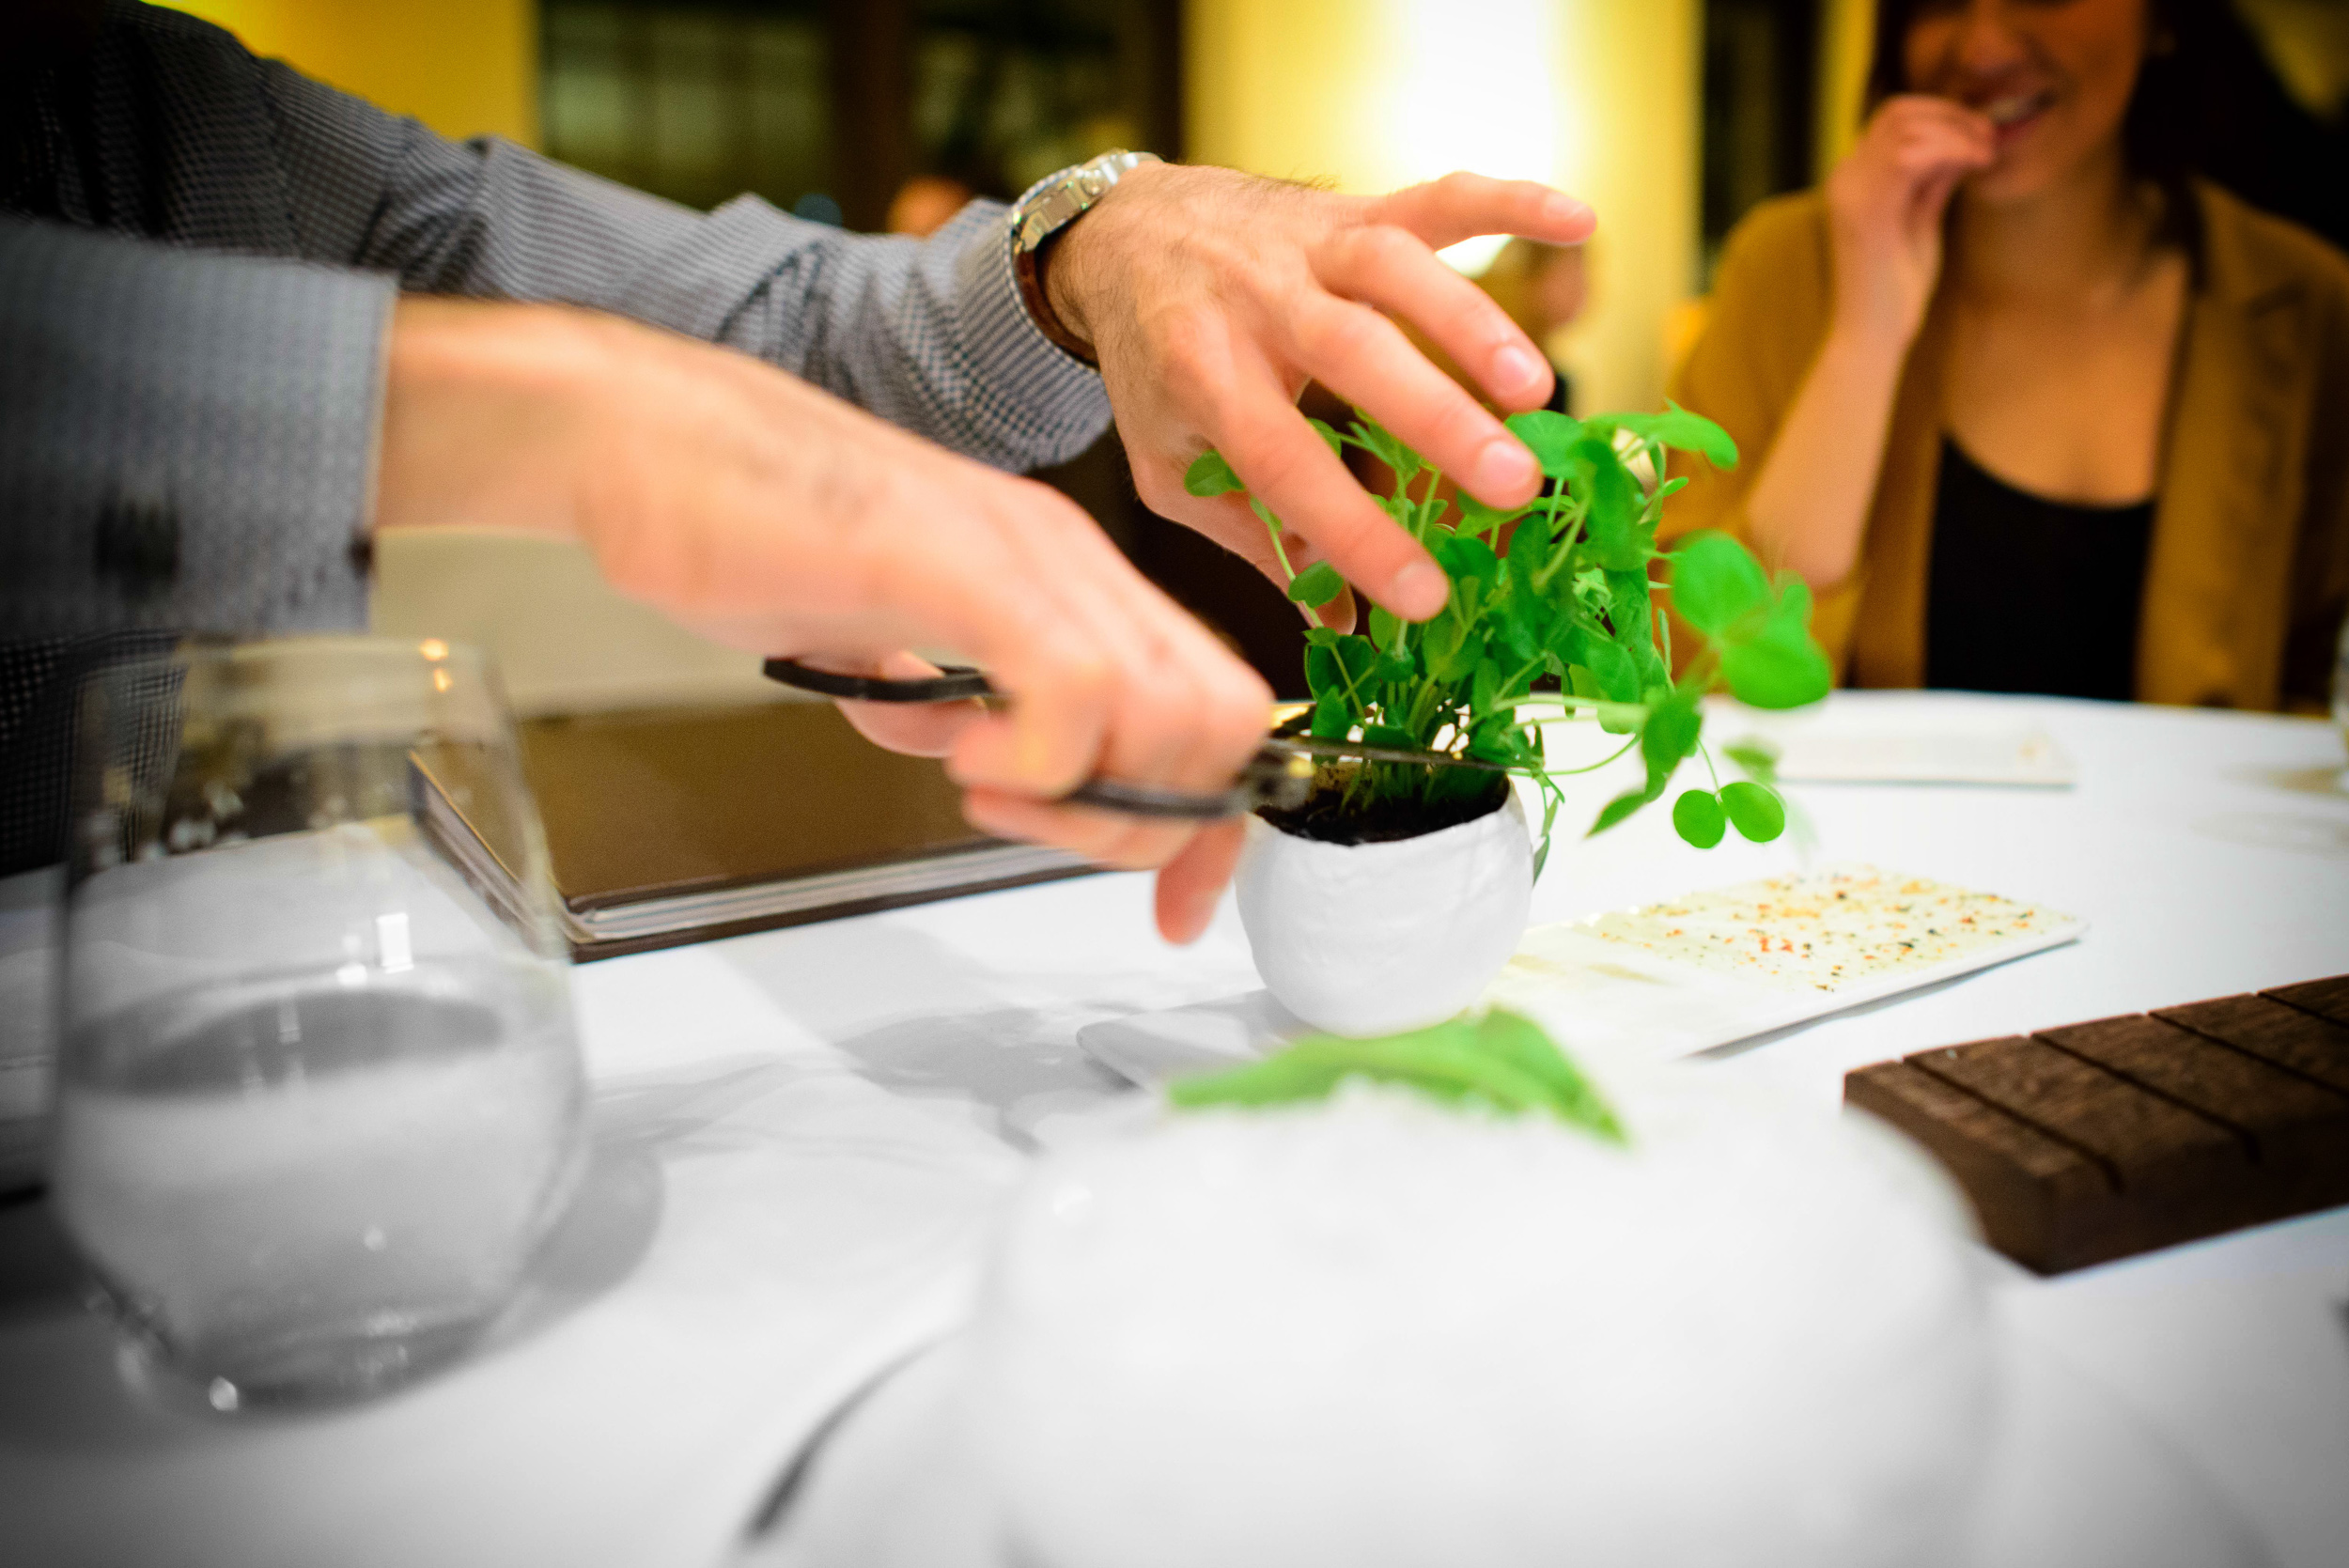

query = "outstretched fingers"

[
  {"left": 1368, "top": 172, "right": 1595, "bottom": 254},
  {"left": 1288, "top": 241, "right": 1544, "bottom": 508},
  {"left": 1315, "top": 223, "right": 1555, "bottom": 414},
  {"left": 1155, "top": 820, "right": 1248, "bottom": 943},
  {"left": 1205, "top": 367, "right": 1447, "bottom": 620}
]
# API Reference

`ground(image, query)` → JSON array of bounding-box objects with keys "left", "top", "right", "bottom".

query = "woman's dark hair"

[{"left": 1864, "top": 0, "right": 2349, "bottom": 256}]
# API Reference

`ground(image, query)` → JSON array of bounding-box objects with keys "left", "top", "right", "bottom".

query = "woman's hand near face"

[
  {"left": 1825, "top": 95, "right": 1996, "bottom": 347},
  {"left": 1735, "top": 96, "right": 1995, "bottom": 593}
]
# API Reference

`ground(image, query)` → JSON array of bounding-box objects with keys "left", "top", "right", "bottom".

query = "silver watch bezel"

[{"left": 1013, "top": 150, "right": 1161, "bottom": 254}]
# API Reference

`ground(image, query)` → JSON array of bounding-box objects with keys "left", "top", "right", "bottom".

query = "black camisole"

[{"left": 1923, "top": 439, "right": 2155, "bottom": 702}]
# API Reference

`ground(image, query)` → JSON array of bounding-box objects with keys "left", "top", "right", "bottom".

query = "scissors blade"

[
  {"left": 1268, "top": 736, "right": 1512, "bottom": 774},
  {"left": 762, "top": 660, "right": 1501, "bottom": 818}
]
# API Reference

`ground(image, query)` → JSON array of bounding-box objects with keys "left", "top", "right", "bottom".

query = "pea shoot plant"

[{"left": 1185, "top": 405, "right": 1832, "bottom": 876}]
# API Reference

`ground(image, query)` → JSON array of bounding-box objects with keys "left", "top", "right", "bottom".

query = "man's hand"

[
  {"left": 377, "top": 298, "right": 1271, "bottom": 943},
  {"left": 1044, "top": 165, "right": 1598, "bottom": 626}
]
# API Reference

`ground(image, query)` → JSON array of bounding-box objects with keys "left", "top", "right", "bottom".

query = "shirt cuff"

[
  {"left": 0, "top": 220, "right": 389, "bottom": 640},
  {"left": 952, "top": 204, "right": 1112, "bottom": 463}
]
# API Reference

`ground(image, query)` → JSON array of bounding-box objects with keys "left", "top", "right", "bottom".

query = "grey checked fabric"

[{"left": 0, "top": 0, "right": 1113, "bottom": 873}]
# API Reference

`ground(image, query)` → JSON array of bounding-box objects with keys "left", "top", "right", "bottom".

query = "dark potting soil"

[{"left": 1257, "top": 769, "right": 1510, "bottom": 846}]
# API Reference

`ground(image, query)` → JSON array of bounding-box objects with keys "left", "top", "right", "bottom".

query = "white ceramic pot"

[{"left": 1235, "top": 788, "right": 1532, "bottom": 1038}]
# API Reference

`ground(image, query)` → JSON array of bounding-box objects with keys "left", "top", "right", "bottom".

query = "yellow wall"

[
  {"left": 1547, "top": 2, "right": 1701, "bottom": 415},
  {"left": 2237, "top": 0, "right": 2349, "bottom": 119},
  {"left": 1816, "top": 0, "right": 1874, "bottom": 175},
  {"left": 1186, "top": 0, "right": 1701, "bottom": 415},
  {"left": 162, "top": 1, "right": 539, "bottom": 147}
]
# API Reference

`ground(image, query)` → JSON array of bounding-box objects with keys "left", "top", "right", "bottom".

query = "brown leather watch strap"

[{"left": 1014, "top": 230, "right": 1097, "bottom": 367}]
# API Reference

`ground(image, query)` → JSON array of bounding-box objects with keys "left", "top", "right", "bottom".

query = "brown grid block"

[
  {"left": 2160, "top": 994, "right": 2349, "bottom": 1096},
  {"left": 1845, "top": 976, "right": 2349, "bottom": 1275},
  {"left": 2263, "top": 975, "right": 2349, "bottom": 1029}
]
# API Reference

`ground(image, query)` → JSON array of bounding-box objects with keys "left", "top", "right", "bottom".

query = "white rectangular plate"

[
  {"left": 1767, "top": 726, "right": 2076, "bottom": 786},
  {"left": 1080, "top": 864, "right": 2085, "bottom": 1090}
]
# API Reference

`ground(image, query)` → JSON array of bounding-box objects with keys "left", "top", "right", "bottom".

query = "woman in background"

[{"left": 1669, "top": 0, "right": 2349, "bottom": 710}]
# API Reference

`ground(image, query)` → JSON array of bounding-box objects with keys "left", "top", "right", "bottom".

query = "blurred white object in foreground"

[{"left": 970, "top": 1076, "right": 1992, "bottom": 1568}]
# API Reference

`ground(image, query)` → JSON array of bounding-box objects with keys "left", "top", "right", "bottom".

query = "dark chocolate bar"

[{"left": 1844, "top": 977, "right": 2349, "bottom": 1274}]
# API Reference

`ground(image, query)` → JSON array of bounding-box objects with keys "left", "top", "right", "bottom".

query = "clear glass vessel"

[
  {"left": 2334, "top": 613, "right": 2348, "bottom": 755},
  {"left": 53, "top": 638, "right": 585, "bottom": 1410}
]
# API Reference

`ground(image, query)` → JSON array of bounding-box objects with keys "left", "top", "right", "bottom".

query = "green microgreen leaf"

[
  {"left": 1286, "top": 559, "right": 1346, "bottom": 608},
  {"left": 1719, "top": 780, "right": 1787, "bottom": 842},
  {"left": 1304, "top": 641, "right": 1340, "bottom": 702},
  {"left": 1672, "top": 788, "right": 1727, "bottom": 848},
  {"left": 1421, "top": 603, "right": 1482, "bottom": 682},
  {"left": 1640, "top": 687, "right": 1703, "bottom": 780},
  {"left": 1453, "top": 490, "right": 1516, "bottom": 540},
  {"left": 1271, "top": 402, "right": 1820, "bottom": 867},
  {"left": 1503, "top": 409, "right": 1585, "bottom": 477},
  {"left": 1570, "top": 661, "right": 1641, "bottom": 735},
  {"left": 1668, "top": 532, "right": 1770, "bottom": 636},
  {"left": 1722, "top": 738, "right": 1781, "bottom": 784},
  {"left": 1471, "top": 658, "right": 1503, "bottom": 717},
  {"left": 1504, "top": 508, "right": 1552, "bottom": 581},
  {"left": 1493, "top": 591, "right": 1547, "bottom": 666},
  {"left": 1593, "top": 402, "right": 1738, "bottom": 470},
  {"left": 1184, "top": 449, "right": 1243, "bottom": 498},
  {"left": 1716, "top": 577, "right": 1832, "bottom": 708},
  {"left": 1719, "top": 616, "right": 1832, "bottom": 709},
  {"left": 1433, "top": 532, "right": 1501, "bottom": 594},
  {"left": 1604, "top": 567, "right": 1656, "bottom": 651},
  {"left": 1532, "top": 783, "right": 1563, "bottom": 881},
  {"left": 1568, "top": 437, "right": 1647, "bottom": 570},
  {"left": 1351, "top": 415, "right": 1423, "bottom": 484},
  {"left": 1588, "top": 784, "right": 1654, "bottom": 837},
  {"left": 1578, "top": 636, "right": 1641, "bottom": 703}
]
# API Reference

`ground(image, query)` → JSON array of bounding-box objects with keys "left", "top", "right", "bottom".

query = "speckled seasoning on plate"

[{"left": 1583, "top": 864, "right": 2071, "bottom": 992}]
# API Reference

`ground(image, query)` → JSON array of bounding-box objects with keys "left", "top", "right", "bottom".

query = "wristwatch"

[{"left": 1010, "top": 149, "right": 1161, "bottom": 367}]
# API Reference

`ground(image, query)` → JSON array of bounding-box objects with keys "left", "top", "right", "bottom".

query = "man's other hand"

[
  {"left": 1044, "top": 165, "right": 1598, "bottom": 627},
  {"left": 377, "top": 298, "right": 1271, "bottom": 944}
]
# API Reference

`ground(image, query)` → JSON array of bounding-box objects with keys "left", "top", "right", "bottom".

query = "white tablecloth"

[{"left": 2, "top": 691, "right": 2346, "bottom": 1568}]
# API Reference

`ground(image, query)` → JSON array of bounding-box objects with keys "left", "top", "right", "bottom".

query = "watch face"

[{"left": 1019, "top": 152, "right": 1153, "bottom": 250}]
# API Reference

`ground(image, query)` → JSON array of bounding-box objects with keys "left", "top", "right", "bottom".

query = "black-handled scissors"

[{"left": 763, "top": 657, "right": 1506, "bottom": 821}]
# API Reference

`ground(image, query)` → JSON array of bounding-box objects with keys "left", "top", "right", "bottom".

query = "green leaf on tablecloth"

[{"left": 1169, "top": 1008, "right": 1624, "bottom": 1141}]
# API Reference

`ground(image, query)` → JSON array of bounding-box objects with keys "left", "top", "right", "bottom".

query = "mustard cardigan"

[{"left": 1665, "top": 181, "right": 2349, "bottom": 712}]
